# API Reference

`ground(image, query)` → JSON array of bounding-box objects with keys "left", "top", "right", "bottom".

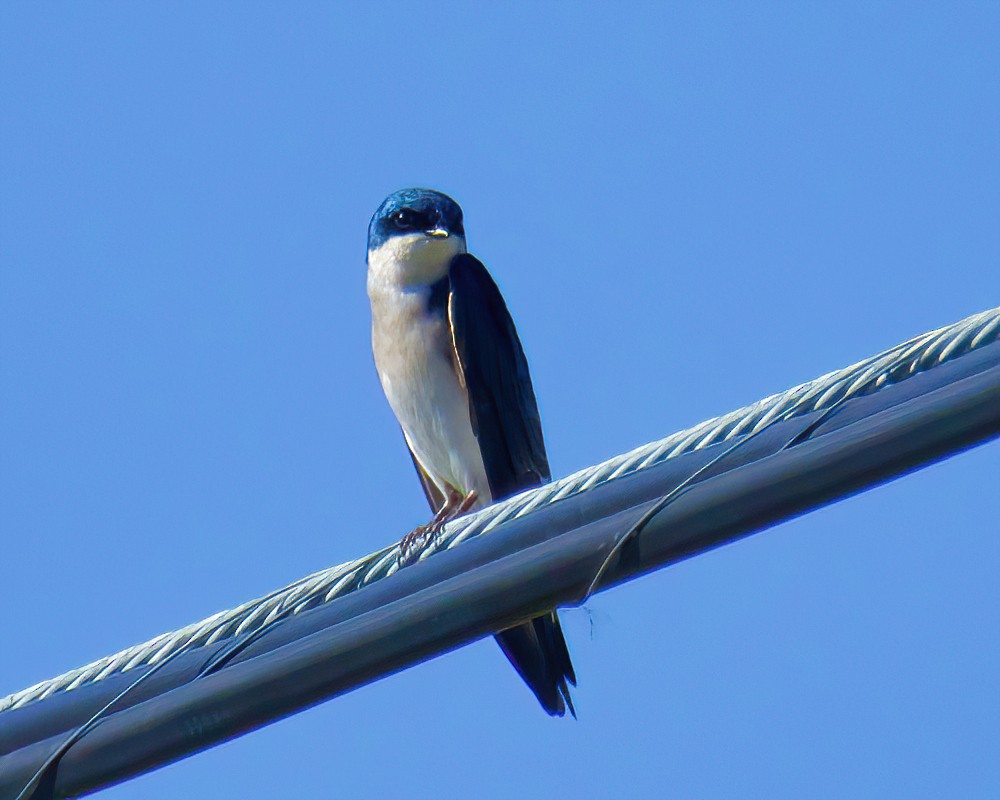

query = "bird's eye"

[{"left": 393, "top": 209, "right": 415, "bottom": 229}]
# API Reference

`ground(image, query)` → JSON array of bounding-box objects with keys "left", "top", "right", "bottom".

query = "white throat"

[{"left": 367, "top": 233, "right": 467, "bottom": 291}]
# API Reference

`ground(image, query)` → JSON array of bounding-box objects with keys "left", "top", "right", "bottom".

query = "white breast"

[{"left": 367, "top": 238, "right": 491, "bottom": 506}]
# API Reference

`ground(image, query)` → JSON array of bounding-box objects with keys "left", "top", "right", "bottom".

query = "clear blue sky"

[{"left": 2, "top": 4, "right": 999, "bottom": 798}]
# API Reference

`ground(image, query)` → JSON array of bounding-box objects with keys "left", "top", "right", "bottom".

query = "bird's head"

[{"left": 367, "top": 189, "right": 467, "bottom": 284}]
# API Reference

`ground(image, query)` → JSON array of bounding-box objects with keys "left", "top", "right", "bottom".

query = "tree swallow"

[{"left": 367, "top": 188, "right": 577, "bottom": 717}]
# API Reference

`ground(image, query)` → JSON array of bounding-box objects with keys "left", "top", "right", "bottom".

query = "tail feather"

[
  {"left": 495, "top": 612, "right": 577, "bottom": 717},
  {"left": 535, "top": 613, "right": 576, "bottom": 687}
]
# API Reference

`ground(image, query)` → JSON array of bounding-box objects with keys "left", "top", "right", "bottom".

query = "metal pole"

[{"left": 1, "top": 309, "right": 998, "bottom": 798}]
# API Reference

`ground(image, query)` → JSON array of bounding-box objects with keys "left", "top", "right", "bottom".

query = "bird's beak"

[{"left": 426, "top": 227, "right": 450, "bottom": 238}]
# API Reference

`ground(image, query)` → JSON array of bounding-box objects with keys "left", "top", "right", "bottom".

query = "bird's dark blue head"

[{"left": 367, "top": 188, "right": 465, "bottom": 252}]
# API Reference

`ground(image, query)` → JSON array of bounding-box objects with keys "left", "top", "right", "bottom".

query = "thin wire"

[
  {"left": 14, "top": 571, "right": 341, "bottom": 800},
  {"left": 15, "top": 644, "right": 197, "bottom": 800},
  {"left": 582, "top": 363, "right": 882, "bottom": 600},
  {"left": 582, "top": 414, "right": 784, "bottom": 600}
]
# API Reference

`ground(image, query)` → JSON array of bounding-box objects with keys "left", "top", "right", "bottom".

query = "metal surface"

[{"left": 1, "top": 307, "right": 998, "bottom": 798}]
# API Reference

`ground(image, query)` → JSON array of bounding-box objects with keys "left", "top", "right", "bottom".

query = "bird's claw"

[
  {"left": 398, "top": 521, "right": 441, "bottom": 566},
  {"left": 397, "top": 490, "right": 479, "bottom": 567}
]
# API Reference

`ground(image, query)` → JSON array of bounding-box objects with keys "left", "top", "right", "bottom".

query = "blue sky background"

[{"left": 2, "top": 3, "right": 999, "bottom": 798}]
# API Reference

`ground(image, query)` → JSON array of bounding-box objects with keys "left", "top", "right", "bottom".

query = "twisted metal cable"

[{"left": 3, "top": 306, "right": 998, "bottom": 715}]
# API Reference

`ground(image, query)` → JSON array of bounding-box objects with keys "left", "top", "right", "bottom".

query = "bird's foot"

[
  {"left": 398, "top": 522, "right": 439, "bottom": 566},
  {"left": 396, "top": 490, "right": 479, "bottom": 567}
]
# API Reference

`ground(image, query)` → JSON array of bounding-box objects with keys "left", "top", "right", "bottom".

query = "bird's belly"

[{"left": 372, "top": 302, "right": 490, "bottom": 504}]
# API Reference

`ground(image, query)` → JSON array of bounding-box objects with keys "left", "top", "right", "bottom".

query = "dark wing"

[
  {"left": 448, "top": 253, "right": 575, "bottom": 717},
  {"left": 447, "top": 253, "right": 550, "bottom": 501}
]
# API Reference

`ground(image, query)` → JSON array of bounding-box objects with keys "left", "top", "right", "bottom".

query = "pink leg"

[{"left": 451, "top": 490, "right": 479, "bottom": 517}]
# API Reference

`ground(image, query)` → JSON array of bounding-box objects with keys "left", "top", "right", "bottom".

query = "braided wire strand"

[{"left": 2, "top": 307, "right": 997, "bottom": 714}]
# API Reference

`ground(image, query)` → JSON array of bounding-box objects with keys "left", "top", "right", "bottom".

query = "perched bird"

[{"left": 366, "top": 187, "right": 577, "bottom": 716}]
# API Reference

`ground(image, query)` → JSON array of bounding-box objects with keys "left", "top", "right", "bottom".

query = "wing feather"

[
  {"left": 447, "top": 253, "right": 575, "bottom": 716},
  {"left": 447, "top": 253, "right": 549, "bottom": 501}
]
